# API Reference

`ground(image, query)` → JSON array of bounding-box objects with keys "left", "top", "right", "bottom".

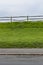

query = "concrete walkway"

[{"left": 0, "top": 49, "right": 43, "bottom": 55}]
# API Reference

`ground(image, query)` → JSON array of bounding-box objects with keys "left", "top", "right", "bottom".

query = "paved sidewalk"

[{"left": 0, "top": 49, "right": 43, "bottom": 55}]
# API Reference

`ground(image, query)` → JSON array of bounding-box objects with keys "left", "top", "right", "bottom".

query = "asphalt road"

[{"left": 0, "top": 55, "right": 43, "bottom": 65}]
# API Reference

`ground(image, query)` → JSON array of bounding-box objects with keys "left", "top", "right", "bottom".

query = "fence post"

[
  {"left": 10, "top": 16, "right": 12, "bottom": 23},
  {"left": 27, "top": 16, "right": 28, "bottom": 22}
]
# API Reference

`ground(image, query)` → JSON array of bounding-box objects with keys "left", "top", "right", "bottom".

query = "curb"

[{"left": 0, "top": 49, "right": 43, "bottom": 55}]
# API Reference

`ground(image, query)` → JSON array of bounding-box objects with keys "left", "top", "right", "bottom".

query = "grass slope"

[{"left": 0, "top": 21, "right": 43, "bottom": 48}]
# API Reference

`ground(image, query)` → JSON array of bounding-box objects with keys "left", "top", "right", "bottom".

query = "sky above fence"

[{"left": 0, "top": 0, "right": 43, "bottom": 16}]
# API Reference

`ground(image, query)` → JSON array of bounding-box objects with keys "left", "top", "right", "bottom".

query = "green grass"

[{"left": 0, "top": 21, "right": 43, "bottom": 48}]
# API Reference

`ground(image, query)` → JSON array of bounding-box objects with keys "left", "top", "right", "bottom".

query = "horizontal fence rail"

[{"left": 0, "top": 16, "right": 43, "bottom": 22}]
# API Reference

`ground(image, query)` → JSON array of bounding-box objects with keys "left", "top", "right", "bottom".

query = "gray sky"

[{"left": 0, "top": 0, "right": 43, "bottom": 16}]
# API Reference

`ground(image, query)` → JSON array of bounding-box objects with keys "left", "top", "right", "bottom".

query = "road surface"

[{"left": 0, "top": 55, "right": 43, "bottom": 65}]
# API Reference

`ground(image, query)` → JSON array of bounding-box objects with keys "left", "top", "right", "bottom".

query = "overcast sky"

[{"left": 0, "top": 0, "right": 43, "bottom": 16}]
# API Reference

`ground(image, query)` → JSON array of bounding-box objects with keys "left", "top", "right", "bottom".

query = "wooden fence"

[{"left": 0, "top": 16, "right": 43, "bottom": 22}]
